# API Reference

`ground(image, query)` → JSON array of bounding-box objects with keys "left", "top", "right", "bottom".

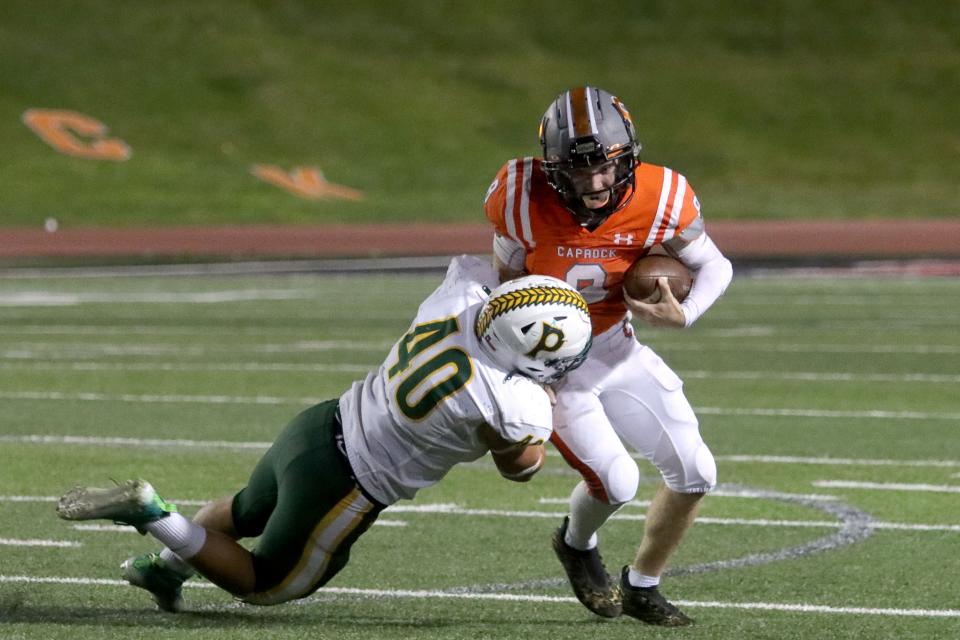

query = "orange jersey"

[{"left": 484, "top": 157, "right": 702, "bottom": 334}]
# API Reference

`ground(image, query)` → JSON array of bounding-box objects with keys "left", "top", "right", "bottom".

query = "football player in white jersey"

[{"left": 56, "top": 256, "right": 592, "bottom": 612}]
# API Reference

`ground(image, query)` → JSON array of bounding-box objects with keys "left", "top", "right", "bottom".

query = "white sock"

[
  {"left": 159, "top": 547, "right": 196, "bottom": 578},
  {"left": 143, "top": 513, "right": 207, "bottom": 560},
  {"left": 628, "top": 567, "right": 660, "bottom": 588},
  {"left": 563, "top": 481, "right": 619, "bottom": 551}
]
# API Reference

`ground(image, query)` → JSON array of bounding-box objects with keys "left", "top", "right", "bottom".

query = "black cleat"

[
  {"left": 551, "top": 516, "right": 621, "bottom": 618},
  {"left": 619, "top": 566, "right": 694, "bottom": 626}
]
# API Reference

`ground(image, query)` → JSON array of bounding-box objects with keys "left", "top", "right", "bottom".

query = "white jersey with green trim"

[{"left": 339, "top": 256, "right": 553, "bottom": 505}]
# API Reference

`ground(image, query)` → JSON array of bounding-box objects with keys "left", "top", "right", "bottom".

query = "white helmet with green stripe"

[{"left": 475, "top": 275, "right": 592, "bottom": 384}]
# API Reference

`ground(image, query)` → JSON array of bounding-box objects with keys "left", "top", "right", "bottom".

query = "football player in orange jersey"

[{"left": 483, "top": 86, "right": 733, "bottom": 626}]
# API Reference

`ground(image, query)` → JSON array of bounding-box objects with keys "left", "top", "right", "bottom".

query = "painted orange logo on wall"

[
  {"left": 250, "top": 165, "right": 363, "bottom": 201},
  {"left": 22, "top": 109, "right": 131, "bottom": 161}
]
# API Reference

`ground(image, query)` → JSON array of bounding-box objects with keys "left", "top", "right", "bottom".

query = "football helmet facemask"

[
  {"left": 539, "top": 86, "right": 641, "bottom": 229},
  {"left": 476, "top": 275, "right": 592, "bottom": 384}
]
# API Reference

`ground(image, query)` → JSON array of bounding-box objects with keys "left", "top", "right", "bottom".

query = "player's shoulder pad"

[
  {"left": 440, "top": 255, "right": 500, "bottom": 295},
  {"left": 675, "top": 213, "right": 705, "bottom": 243},
  {"left": 483, "top": 161, "right": 512, "bottom": 204},
  {"left": 483, "top": 158, "right": 530, "bottom": 226}
]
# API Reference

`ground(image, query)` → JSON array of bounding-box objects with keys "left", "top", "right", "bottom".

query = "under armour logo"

[{"left": 614, "top": 233, "right": 634, "bottom": 245}]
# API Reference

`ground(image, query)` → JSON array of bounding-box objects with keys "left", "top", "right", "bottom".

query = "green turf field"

[
  {"left": 2, "top": 1, "right": 958, "bottom": 228},
  {"left": 0, "top": 265, "right": 958, "bottom": 639}
]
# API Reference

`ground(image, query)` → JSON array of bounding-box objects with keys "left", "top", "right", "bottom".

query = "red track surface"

[{"left": 2, "top": 219, "right": 958, "bottom": 259}]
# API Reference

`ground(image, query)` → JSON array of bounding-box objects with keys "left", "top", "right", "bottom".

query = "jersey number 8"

[{"left": 566, "top": 263, "right": 609, "bottom": 304}]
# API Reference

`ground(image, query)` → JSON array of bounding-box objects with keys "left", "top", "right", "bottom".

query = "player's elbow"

[
  {"left": 499, "top": 465, "right": 541, "bottom": 482},
  {"left": 494, "top": 445, "right": 545, "bottom": 482},
  {"left": 716, "top": 254, "right": 734, "bottom": 288},
  {"left": 695, "top": 253, "right": 733, "bottom": 296}
]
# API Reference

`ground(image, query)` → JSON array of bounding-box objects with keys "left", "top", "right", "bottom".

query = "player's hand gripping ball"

[{"left": 623, "top": 255, "right": 692, "bottom": 303}]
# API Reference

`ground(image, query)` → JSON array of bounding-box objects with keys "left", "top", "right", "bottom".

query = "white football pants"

[{"left": 551, "top": 318, "right": 717, "bottom": 504}]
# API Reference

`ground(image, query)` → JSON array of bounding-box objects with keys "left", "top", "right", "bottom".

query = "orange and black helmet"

[{"left": 539, "top": 86, "right": 641, "bottom": 227}]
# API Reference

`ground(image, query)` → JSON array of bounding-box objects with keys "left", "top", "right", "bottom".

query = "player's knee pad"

[
  {"left": 603, "top": 454, "right": 640, "bottom": 505},
  {"left": 695, "top": 442, "right": 718, "bottom": 490},
  {"left": 663, "top": 441, "right": 717, "bottom": 494}
]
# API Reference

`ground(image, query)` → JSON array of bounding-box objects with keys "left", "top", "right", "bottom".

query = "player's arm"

[
  {"left": 479, "top": 423, "right": 545, "bottom": 483},
  {"left": 492, "top": 232, "right": 527, "bottom": 283},
  {"left": 665, "top": 226, "right": 733, "bottom": 327},
  {"left": 483, "top": 164, "right": 529, "bottom": 283}
]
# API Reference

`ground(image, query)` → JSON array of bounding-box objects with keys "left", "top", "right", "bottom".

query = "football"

[{"left": 623, "top": 255, "right": 692, "bottom": 303}]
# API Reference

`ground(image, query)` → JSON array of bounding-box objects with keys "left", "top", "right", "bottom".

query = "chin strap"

[
  {"left": 570, "top": 205, "right": 614, "bottom": 230},
  {"left": 566, "top": 175, "right": 637, "bottom": 229}
]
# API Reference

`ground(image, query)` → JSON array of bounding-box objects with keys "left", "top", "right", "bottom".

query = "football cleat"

[
  {"left": 56, "top": 479, "right": 177, "bottom": 534},
  {"left": 551, "top": 516, "right": 621, "bottom": 617},
  {"left": 122, "top": 552, "right": 187, "bottom": 613},
  {"left": 619, "top": 566, "right": 694, "bottom": 626}
]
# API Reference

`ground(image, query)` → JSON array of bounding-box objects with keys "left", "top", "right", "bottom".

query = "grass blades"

[
  {"left": 0, "top": 266, "right": 958, "bottom": 639},
  {"left": 2, "top": 1, "right": 959, "bottom": 226}
]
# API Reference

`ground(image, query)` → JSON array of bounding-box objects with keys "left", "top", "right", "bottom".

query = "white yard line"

[
  {"left": 0, "top": 361, "right": 375, "bottom": 374},
  {"left": 539, "top": 487, "right": 839, "bottom": 504},
  {"left": 0, "top": 325, "right": 227, "bottom": 335},
  {"left": 0, "top": 538, "right": 81, "bottom": 547},
  {"left": 2, "top": 339, "right": 959, "bottom": 357},
  {"left": 669, "top": 599, "right": 960, "bottom": 619},
  {"left": 0, "top": 434, "right": 273, "bottom": 450},
  {"left": 680, "top": 370, "right": 960, "bottom": 384},
  {"left": 0, "top": 325, "right": 366, "bottom": 336},
  {"left": 659, "top": 343, "right": 960, "bottom": 355},
  {"left": 69, "top": 524, "right": 154, "bottom": 533},
  {"left": 813, "top": 480, "right": 960, "bottom": 494},
  {"left": 696, "top": 406, "right": 960, "bottom": 421},
  {"left": 1, "top": 341, "right": 392, "bottom": 358},
  {"left": 0, "top": 290, "right": 312, "bottom": 306},
  {"left": 721, "top": 295, "right": 957, "bottom": 306},
  {"left": 69, "top": 519, "right": 408, "bottom": 532},
  {"left": 0, "top": 575, "right": 956, "bottom": 618},
  {"left": 0, "top": 390, "right": 307, "bottom": 406},
  {"left": 2, "top": 390, "right": 957, "bottom": 421},
  {"left": 383, "top": 504, "right": 960, "bottom": 533},
  {"left": 3, "top": 435, "right": 957, "bottom": 471},
  {"left": 716, "top": 455, "right": 960, "bottom": 468},
  {"left": 538, "top": 497, "right": 654, "bottom": 507},
  {"left": 7, "top": 496, "right": 953, "bottom": 533},
  {"left": 2, "top": 360, "right": 956, "bottom": 383}
]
